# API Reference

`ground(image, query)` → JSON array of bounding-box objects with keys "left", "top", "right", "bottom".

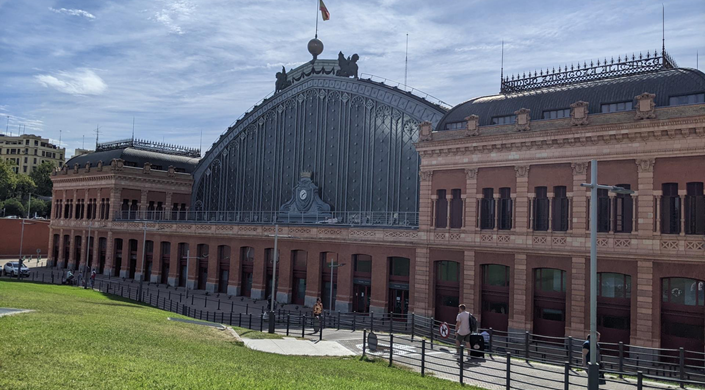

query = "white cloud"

[
  {"left": 34, "top": 69, "right": 107, "bottom": 96},
  {"left": 49, "top": 7, "right": 95, "bottom": 19},
  {"left": 151, "top": 1, "right": 195, "bottom": 34}
]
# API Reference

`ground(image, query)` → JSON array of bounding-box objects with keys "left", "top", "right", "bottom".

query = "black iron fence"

[{"left": 8, "top": 270, "right": 705, "bottom": 389}]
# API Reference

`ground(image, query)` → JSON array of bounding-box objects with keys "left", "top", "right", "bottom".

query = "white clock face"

[{"left": 299, "top": 189, "right": 307, "bottom": 200}]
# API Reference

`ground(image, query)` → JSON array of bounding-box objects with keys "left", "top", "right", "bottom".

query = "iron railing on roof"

[
  {"left": 97, "top": 138, "right": 200, "bottom": 158},
  {"left": 500, "top": 50, "right": 677, "bottom": 94}
]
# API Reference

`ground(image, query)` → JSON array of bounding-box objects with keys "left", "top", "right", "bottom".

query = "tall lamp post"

[
  {"left": 137, "top": 221, "right": 167, "bottom": 300},
  {"left": 82, "top": 222, "right": 106, "bottom": 287},
  {"left": 183, "top": 248, "right": 207, "bottom": 299},
  {"left": 581, "top": 159, "right": 634, "bottom": 390},
  {"left": 328, "top": 258, "right": 346, "bottom": 311}
]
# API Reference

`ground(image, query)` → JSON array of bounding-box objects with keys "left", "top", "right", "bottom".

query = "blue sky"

[{"left": 1, "top": 0, "right": 703, "bottom": 158}]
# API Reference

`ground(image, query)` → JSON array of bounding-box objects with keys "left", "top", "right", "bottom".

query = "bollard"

[
  {"left": 389, "top": 334, "right": 394, "bottom": 367},
  {"left": 459, "top": 344, "right": 464, "bottom": 385},
  {"left": 249, "top": 313, "right": 252, "bottom": 329},
  {"left": 506, "top": 352, "right": 511, "bottom": 389},
  {"left": 229, "top": 312, "right": 233, "bottom": 326},
  {"left": 637, "top": 371, "right": 643, "bottom": 390},
  {"left": 525, "top": 331, "right": 530, "bottom": 363},
  {"left": 205, "top": 296, "right": 208, "bottom": 308},
  {"left": 353, "top": 314, "right": 356, "bottom": 332},
  {"left": 337, "top": 311, "right": 341, "bottom": 331},
  {"left": 191, "top": 294, "right": 194, "bottom": 305},
  {"left": 286, "top": 314, "right": 290, "bottom": 336},
  {"left": 421, "top": 339, "right": 426, "bottom": 377},
  {"left": 218, "top": 299, "right": 221, "bottom": 311},
  {"left": 371, "top": 312, "right": 374, "bottom": 333},
  {"left": 389, "top": 314, "right": 393, "bottom": 335},
  {"left": 564, "top": 361, "right": 570, "bottom": 390},
  {"left": 259, "top": 313, "right": 264, "bottom": 332},
  {"left": 411, "top": 314, "right": 415, "bottom": 341},
  {"left": 246, "top": 304, "right": 249, "bottom": 315},
  {"left": 618, "top": 342, "right": 624, "bottom": 378},
  {"left": 319, "top": 316, "right": 323, "bottom": 341},
  {"left": 567, "top": 336, "right": 573, "bottom": 365},
  {"left": 302, "top": 314, "right": 306, "bottom": 338},
  {"left": 231, "top": 301, "right": 234, "bottom": 312},
  {"left": 239, "top": 313, "right": 242, "bottom": 327},
  {"left": 679, "top": 347, "right": 685, "bottom": 388},
  {"left": 180, "top": 293, "right": 182, "bottom": 303},
  {"left": 157, "top": 290, "right": 160, "bottom": 301},
  {"left": 430, "top": 318, "right": 435, "bottom": 350},
  {"left": 489, "top": 328, "right": 494, "bottom": 353},
  {"left": 363, "top": 329, "right": 367, "bottom": 358}
]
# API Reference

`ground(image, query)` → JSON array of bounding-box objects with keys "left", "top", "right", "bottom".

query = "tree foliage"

[
  {"left": 0, "top": 160, "right": 16, "bottom": 200},
  {"left": 13, "top": 174, "right": 37, "bottom": 198},
  {"left": 29, "top": 161, "right": 54, "bottom": 196},
  {"left": 2, "top": 198, "right": 25, "bottom": 217},
  {"left": 28, "top": 198, "right": 48, "bottom": 218}
]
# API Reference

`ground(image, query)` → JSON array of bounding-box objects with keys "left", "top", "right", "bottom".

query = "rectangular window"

[
  {"left": 535, "top": 268, "right": 566, "bottom": 293},
  {"left": 552, "top": 186, "right": 569, "bottom": 231},
  {"left": 662, "top": 183, "right": 681, "bottom": 234},
  {"left": 480, "top": 188, "right": 495, "bottom": 229},
  {"left": 685, "top": 182, "right": 705, "bottom": 235},
  {"left": 353, "top": 255, "right": 372, "bottom": 274},
  {"left": 435, "top": 189, "right": 448, "bottom": 228},
  {"left": 449, "top": 189, "right": 463, "bottom": 228},
  {"left": 389, "top": 257, "right": 410, "bottom": 277},
  {"left": 597, "top": 189, "right": 610, "bottom": 232},
  {"left": 498, "top": 187, "right": 512, "bottom": 230},
  {"left": 533, "top": 187, "right": 549, "bottom": 231},
  {"left": 23, "top": 157, "right": 27, "bottom": 163},
  {"left": 482, "top": 264, "right": 509, "bottom": 287},
  {"left": 445, "top": 121, "right": 466, "bottom": 130},
  {"left": 614, "top": 184, "right": 633, "bottom": 233},
  {"left": 601, "top": 101, "right": 634, "bottom": 113},
  {"left": 542, "top": 108, "right": 571, "bottom": 120},
  {"left": 491, "top": 115, "right": 515, "bottom": 125},
  {"left": 437, "top": 261, "right": 459, "bottom": 282},
  {"left": 669, "top": 93, "right": 705, "bottom": 106}
]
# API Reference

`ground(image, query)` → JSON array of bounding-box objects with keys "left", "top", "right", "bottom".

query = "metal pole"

[
  {"left": 185, "top": 247, "right": 190, "bottom": 297},
  {"left": 82, "top": 224, "right": 91, "bottom": 286},
  {"left": 329, "top": 258, "right": 334, "bottom": 311},
  {"left": 271, "top": 224, "right": 278, "bottom": 312},
  {"left": 140, "top": 221, "right": 147, "bottom": 300},
  {"left": 588, "top": 159, "right": 598, "bottom": 390},
  {"left": 18, "top": 219, "right": 25, "bottom": 281}
]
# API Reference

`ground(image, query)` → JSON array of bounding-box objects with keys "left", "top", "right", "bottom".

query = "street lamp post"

[
  {"left": 271, "top": 224, "right": 279, "bottom": 313},
  {"left": 328, "top": 259, "right": 346, "bottom": 311},
  {"left": 581, "top": 159, "right": 634, "bottom": 390},
  {"left": 182, "top": 248, "right": 206, "bottom": 299}
]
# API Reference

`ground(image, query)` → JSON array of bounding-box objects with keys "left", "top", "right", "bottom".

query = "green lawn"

[{"left": 0, "top": 281, "right": 473, "bottom": 389}]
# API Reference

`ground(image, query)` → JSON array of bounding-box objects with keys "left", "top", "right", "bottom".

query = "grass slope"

[{"left": 0, "top": 281, "right": 473, "bottom": 389}]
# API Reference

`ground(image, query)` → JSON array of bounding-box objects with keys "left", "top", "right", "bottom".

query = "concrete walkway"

[
  {"left": 242, "top": 336, "right": 356, "bottom": 357},
  {"left": 0, "top": 308, "right": 34, "bottom": 317}
]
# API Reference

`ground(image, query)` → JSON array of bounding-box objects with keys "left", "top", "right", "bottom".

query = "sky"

[{"left": 0, "top": 0, "right": 703, "bottom": 158}]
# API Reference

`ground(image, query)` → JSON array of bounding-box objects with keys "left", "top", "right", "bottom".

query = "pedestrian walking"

[
  {"left": 312, "top": 298, "right": 323, "bottom": 333},
  {"left": 90, "top": 270, "right": 96, "bottom": 289},
  {"left": 455, "top": 304, "right": 473, "bottom": 362}
]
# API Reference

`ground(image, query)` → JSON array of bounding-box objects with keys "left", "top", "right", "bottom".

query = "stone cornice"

[{"left": 416, "top": 115, "right": 705, "bottom": 158}]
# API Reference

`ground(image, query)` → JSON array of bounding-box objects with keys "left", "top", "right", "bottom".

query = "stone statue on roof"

[{"left": 336, "top": 51, "right": 359, "bottom": 79}]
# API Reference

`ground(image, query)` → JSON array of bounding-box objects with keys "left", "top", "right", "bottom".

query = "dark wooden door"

[
  {"left": 353, "top": 284, "right": 370, "bottom": 313},
  {"left": 389, "top": 288, "right": 409, "bottom": 316}
]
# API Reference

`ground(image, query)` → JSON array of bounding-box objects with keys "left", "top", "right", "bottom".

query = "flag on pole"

[{"left": 319, "top": 0, "right": 330, "bottom": 21}]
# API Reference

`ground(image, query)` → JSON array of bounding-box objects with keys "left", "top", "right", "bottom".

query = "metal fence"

[
  {"left": 111, "top": 210, "right": 419, "bottom": 227},
  {"left": 9, "top": 271, "right": 705, "bottom": 389}
]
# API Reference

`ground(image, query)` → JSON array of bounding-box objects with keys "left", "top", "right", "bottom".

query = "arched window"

[{"left": 662, "top": 278, "right": 705, "bottom": 306}]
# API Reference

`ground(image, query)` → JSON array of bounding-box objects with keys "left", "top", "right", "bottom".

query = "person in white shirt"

[{"left": 455, "top": 304, "right": 472, "bottom": 360}]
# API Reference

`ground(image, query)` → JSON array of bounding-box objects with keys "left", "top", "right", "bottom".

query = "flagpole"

[{"left": 315, "top": 0, "right": 319, "bottom": 38}]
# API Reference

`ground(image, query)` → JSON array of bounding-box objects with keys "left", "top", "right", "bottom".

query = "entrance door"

[
  {"left": 161, "top": 262, "right": 169, "bottom": 285},
  {"left": 481, "top": 264, "right": 510, "bottom": 332},
  {"left": 533, "top": 268, "right": 567, "bottom": 338},
  {"left": 241, "top": 266, "right": 253, "bottom": 297},
  {"left": 435, "top": 290, "right": 459, "bottom": 324},
  {"left": 292, "top": 277, "right": 306, "bottom": 305},
  {"left": 145, "top": 261, "right": 152, "bottom": 282},
  {"left": 389, "top": 288, "right": 409, "bottom": 316},
  {"left": 198, "top": 263, "right": 208, "bottom": 290},
  {"left": 661, "top": 278, "right": 705, "bottom": 363},
  {"left": 353, "top": 284, "right": 371, "bottom": 313},
  {"left": 218, "top": 269, "right": 229, "bottom": 294},
  {"left": 179, "top": 262, "right": 187, "bottom": 287}
]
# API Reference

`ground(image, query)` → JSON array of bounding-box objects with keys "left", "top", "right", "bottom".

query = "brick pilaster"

[
  {"left": 636, "top": 159, "right": 655, "bottom": 237},
  {"left": 515, "top": 166, "right": 530, "bottom": 233},
  {"left": 634, "top": 260, "right": 657, "bottom": 347},
  {"left": 462, "top": 250, "right": 477, "bottom": 317},
  {"left": 568, "top": 256, "right": 586, "bottom": 337},
  {"left": 571, "top": 162, "right": 589, "bottom": 235},
  {"left": 509, "top": 253, "right": 528, "bottom": 332},
  {"left": 414, "top": 246, "right": 431, "bottom": 316},
  {"left": 419, "top": 170, "right": 433, "bottom": 228}
]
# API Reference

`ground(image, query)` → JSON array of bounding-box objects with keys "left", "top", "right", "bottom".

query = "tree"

[
  {"left": 2, "top": 198, "right": 25, "bottom": 217},
  {"left": 13, "top": 175, "right": 37, "bottom": 198},
  {"left": 29, "top": 161, "right": 54, "bottom": 196},
  {"left": 0, "top": 160, "right": 16, "bottom": 200},
  {"left": 28, "top": 198, "right": 47, "bottom": 218}
]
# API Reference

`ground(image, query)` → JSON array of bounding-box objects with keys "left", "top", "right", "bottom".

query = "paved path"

[
  {"left": 0, "top": 308, "right": 34, "bottom": 317},
  {"left": 242, "top": 336, "right": 355, "bottom": 357}
]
